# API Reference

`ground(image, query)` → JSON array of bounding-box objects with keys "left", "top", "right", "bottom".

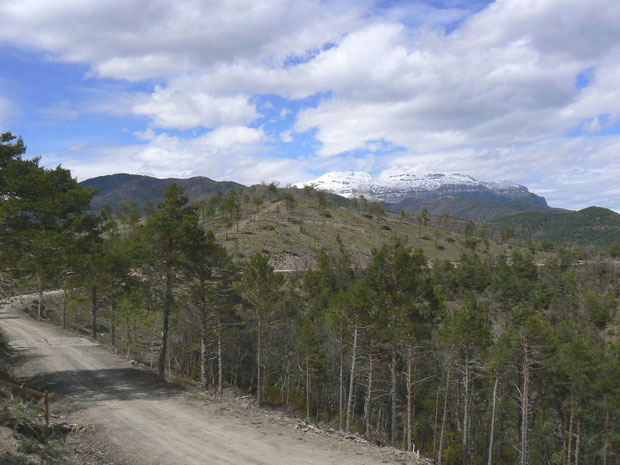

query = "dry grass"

[{"left": 207, "top": 198, "right": 514, "bottom": 270}]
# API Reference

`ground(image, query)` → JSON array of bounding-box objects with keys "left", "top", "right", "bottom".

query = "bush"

[
  {"left": 0, "top": 330, "right": 12, "bottom": 374},
  {"left": 17, "top": 438, "right": 39, "bottom": 454}
]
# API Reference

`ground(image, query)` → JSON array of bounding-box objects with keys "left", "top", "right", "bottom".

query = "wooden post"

[{"left": 44, "top": 391, "right": 49, "bottom": 426}]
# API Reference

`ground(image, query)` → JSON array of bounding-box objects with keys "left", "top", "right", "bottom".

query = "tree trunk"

[
  {"left": 568, "top": 390, "right": 575, "bottom": 465},
  {"left": 157, "top": 273, "right": 172, "bottom": 379},
  {"left": 575, "top": 419, "right": 581, "bottom": 465},
  {"left": 462, "top": 345, "right": 470, "bottom": 465},
  {"left": 603, "top": 412, "right": 609, "bottom": 465},
  {"left": 406, "top": 345, "right": 413, "bottom": 451},
  {"left": 126, "top": 313, "right": 131, "bottom": 358},
  {"left": 37, "top": 280, "right": 44, "bottom": 321},
  {"left": 167, "top": 334, "right": 171, "bottom": 377},
  {"left": 520, "top": 341, "right": 531, "bottom": 465},
  {"left": 438, "top": 367, "right": 451, "bottom": 465},
  {"left": 487, "top": 376, "right": 499, "bottom": 465},
  {"left": 150, "top": 325, "right": 156, "bottom": 369},
  {"left": 62, "top": 286, "right": 67, "bottom": 329},
  {"left": 339, "top": 320, "right": 344, "bottom": 432},
  {"left": 217, "top": 320, "right": 223, "bottom": 395},
  {"left": 200, "top": 313, "right": 208, "bottom": 389},
  {"left": 306, "top": 350, "right": 311, "bottom": 419},
  {"left": 345, "top": 325, "right": 358, "bottom": 432},
  {"left": 256, "top": 304, "right": 262, "bottom": 403},
  {"left": 364, "top": 351, "right": 374, "bottom": 436},
  {"left": 562, "top": 414, "right": 567, "bottom": 465},
  {"left": 390, "top": 337, "right": 398, "bottom": 445},
  {"left": 110, "top": 309, "right": 116, "bottom": 347},
  {"left": 91, "top": 287, "right": 97, "bottom": 339},
  {"left": 433, "top": 381, "right": 440, "bottom": 456}
]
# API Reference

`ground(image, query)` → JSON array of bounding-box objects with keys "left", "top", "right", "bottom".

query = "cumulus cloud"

[
  {"left": 123, "top": 0, "right": 620, "bottom": 157},
  {"left": 2, "top": 0, "right": 620, "bottom": 211},
  {"left": 0, "top": 0, "right": 364, "bottom": 80},
  {"left": 375, "top": 136, "right": 620, "bottom": 212},
  {"left": 133, "top": 88, "right": 258, "bottom": 129},
  {"left": 290, "top": 4, "right": 620, "bottom": 155},
  {"left": 48, "top": 125, "right": 311, "bottom": 186}
]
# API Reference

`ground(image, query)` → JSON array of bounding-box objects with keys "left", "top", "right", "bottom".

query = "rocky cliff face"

[{"left": 294, "top": 171, "right": 547, "bottom": 206}]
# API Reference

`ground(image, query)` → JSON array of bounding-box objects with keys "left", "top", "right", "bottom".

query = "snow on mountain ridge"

[{"left": 293, "top": 171, "right": 540, "bottom": 204}]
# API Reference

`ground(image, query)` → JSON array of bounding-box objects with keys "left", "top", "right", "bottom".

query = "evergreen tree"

[
  {"left": 141, "top": 183, "right": 197, "bottom": 379},
  {"left": 0, "top": 132, "right": 93, "bottom": 320},
  {"left": 182, "top": 223, "right": 232, "bottom": 390},
  {"left": 239, "top": 252, "right": 282, "bottom": 402}
]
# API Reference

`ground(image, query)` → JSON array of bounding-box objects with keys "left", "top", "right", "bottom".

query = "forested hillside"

[
  {"left": 1, "top": 133, "right": 618, "bottom": 465},
  {"left": 81, "top": 173, "right": 245, "bottom": 212},
  {"left": 390, "top": 196, "right": 558, "bottom": 222},
  {"left": 491, "top": 207, "right": 620, "bottom": 247}
]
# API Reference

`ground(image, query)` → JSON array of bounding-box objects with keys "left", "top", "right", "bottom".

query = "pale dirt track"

[{"left": 1, "top": 296, "right": 409, "bottom": 465}]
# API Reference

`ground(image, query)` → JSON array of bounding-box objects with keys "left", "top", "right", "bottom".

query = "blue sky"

[{"left": 1, "top": 0, "right": 619, "bottom": 212}]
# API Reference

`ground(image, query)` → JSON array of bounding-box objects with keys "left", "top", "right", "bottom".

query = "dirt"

[{"left": 1, "top": 295, "right": 420, "bottom": 465}]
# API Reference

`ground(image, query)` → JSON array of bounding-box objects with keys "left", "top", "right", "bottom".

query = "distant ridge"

[
  {"left": 294, "top": 171, "right": 547, "bottom": 206},
  {"left": 81, "top": 173, "right": 244, "bottom": 211},
  {"left": 491, "top": 206, "right": 620, "bottom": 246},
  {"left": 389, "top": 197, "right": 560, "bottom": 223},
  {"left": 79, "top": 173, "right": 619, "bottom": 247}
]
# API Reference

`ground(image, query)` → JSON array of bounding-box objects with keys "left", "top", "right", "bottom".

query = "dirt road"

[{"left": 1, "top": 296, "right": 410, "bottom": 465}]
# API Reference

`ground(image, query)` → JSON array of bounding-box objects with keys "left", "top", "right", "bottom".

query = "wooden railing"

[{"left": 0, "top": 378, "right": 49, "bottom": 425}]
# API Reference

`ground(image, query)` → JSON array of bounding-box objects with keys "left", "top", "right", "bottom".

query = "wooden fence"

[{"left": 0, "top": 378, "right": 49, "bottom": 425}]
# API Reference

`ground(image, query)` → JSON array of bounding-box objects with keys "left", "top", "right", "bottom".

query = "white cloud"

[
  {"left": 134, "top": 0, "right": 620, "bottom": 157},
  {"left": 133, "top": 87, "right": 258, "bottom": 129},
  {"left": 289, "top": 6, "right": 620, "bottom": 155},
  {"left": 0, "top": 0, "right": 365, "bottom": 80},
  {"left": 374, "top": 135, "right": 620, "bottom": 212},
  {"left": 49, "top": 126, "right": 310, "bottom": 186},
  {"left": 2, "top": 0, "right": 620, "bottom": 212}
]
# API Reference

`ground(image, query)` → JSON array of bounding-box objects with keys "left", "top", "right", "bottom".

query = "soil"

[{"left": 1, "top": 295, "right": 422, "bottom": 465}]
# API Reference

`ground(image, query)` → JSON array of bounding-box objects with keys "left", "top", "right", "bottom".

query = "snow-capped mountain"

[{"left": 293, "top": 171, "right": 547, "bottom": 206}]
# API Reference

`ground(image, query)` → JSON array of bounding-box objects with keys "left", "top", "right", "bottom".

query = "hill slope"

[
  {"left": 491, "top": 207, "right": 620, "bottom": 246},
  {"left": 208, "top": 195, "right": 518, "bottom": 270},
  {"left": 81, "top": 173, "right": 244, "bottom": 211},
  {"left": 388, "top": 196, "right": 558, "bottom": 222}
]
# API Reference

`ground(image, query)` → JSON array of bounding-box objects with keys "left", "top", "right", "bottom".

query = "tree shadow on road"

[{"left": 23, "top": 367, "right": 185, "bottom": 403}]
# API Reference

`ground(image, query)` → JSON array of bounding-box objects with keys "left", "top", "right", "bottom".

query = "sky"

[{"left": 1, "top": 0, "right": 619, "bottom": 212}]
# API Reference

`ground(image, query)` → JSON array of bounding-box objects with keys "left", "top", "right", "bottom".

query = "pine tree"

[
  {"left": 142, "top": 183, "right": 197, "bottom": 379},
  {"left": 182, "top": 223, "right": 232, "bottom": 389},
  {"left": 239, "top": 252, "right": 282, "bottom": 402},
  {"left": 0, "top": 132, "right": 93, "bottom": 320}
]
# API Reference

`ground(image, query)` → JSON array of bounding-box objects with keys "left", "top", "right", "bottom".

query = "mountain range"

[
  {"left": 293, "top": 171, "right": 547, "bottom": 205},
  {"left": 80, "top": 172, "right": 619, "bottom": 246}
]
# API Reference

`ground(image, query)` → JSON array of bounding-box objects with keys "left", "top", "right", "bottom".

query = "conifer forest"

[{"left": 1, "top": 132, "right": 618, "bottom": 465}]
